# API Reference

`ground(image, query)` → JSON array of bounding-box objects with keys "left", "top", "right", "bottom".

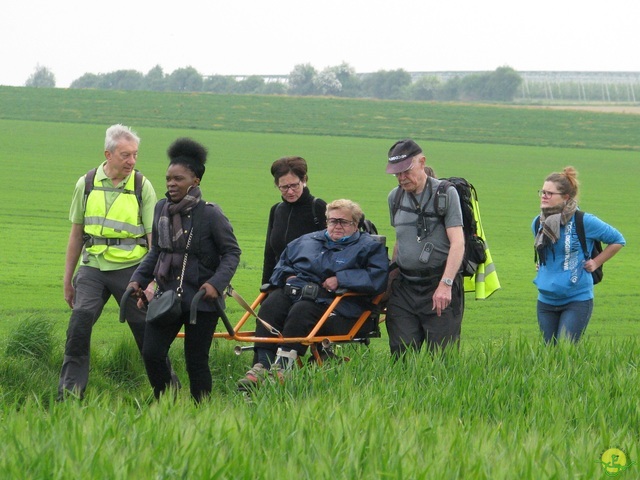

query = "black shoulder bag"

[{"left": 146, "top": 229, "right": 193, "bottom": 325}]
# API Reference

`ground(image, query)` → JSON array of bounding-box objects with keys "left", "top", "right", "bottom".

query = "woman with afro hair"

[{"left": 128, "top": 138, "right": 241, "bottom": 402}]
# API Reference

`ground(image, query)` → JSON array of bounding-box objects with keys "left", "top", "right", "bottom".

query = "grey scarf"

[
  {"left": 534, "top": 198, "right": 578, "bottom": 265},
  {"left": 154, "top": 186, "right": 201, "bottom": 283}
]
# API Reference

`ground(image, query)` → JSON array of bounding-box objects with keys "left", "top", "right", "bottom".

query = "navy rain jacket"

[{"left": 269, "top": 230, "right": 389, "bottom": 318}]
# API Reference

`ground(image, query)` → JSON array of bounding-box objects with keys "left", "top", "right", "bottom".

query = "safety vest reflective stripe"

[
  {"left": 465, "top": 245, "right": 501, "bottom": 299},
  {"left": 92, "top": 185, "right": 136, "bottom": 194},
  {"left": 84, "top": 216, "right": 146, "bottom": 236}
]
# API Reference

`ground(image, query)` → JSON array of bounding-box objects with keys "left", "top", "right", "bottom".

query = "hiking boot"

[{"left": 237, "top": 363, "right": 267, "bottom": 392}]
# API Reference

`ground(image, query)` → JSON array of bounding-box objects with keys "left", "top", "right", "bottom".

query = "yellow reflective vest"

[
  {"left": 83, "top": 172, "right": 148, "bottom": 263},
  {"left": 463, "top": 189, "right": 501, "bottom": 299}
]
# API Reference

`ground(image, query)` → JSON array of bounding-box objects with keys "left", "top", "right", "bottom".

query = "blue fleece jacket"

[{"left": 532, "top": 212, "right": 625, "bottom": 305}]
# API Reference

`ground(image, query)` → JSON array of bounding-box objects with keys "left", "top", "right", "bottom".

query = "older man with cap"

[{"left": 385, "top": 139, "right": 465, "bottom": 356}]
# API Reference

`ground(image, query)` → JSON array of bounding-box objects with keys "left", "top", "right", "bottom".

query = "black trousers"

[
  {"left": 254, "top": 288, "right": 354, "bottom": 363},
  {"left": 386, "top": 274, "right": 464, "bottom": 357},
  {"left": 142, "top": 310, "right": 217, "bottom": 402}
]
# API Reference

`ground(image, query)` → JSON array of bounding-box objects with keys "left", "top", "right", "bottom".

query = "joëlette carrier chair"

[
  {"left": 121, "top": 234, "right": 387, "bottom": 366},
  {"left": 212, "top": 285, "right": 384, "bottom": 366}
]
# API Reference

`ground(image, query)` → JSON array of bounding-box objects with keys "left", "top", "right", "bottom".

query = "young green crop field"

[{"left": 0, "top": 87, "right": 638, "bottom": 478}]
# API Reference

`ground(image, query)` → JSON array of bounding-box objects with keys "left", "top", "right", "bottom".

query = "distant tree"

[
  {"left": 314, "top": 69, "right": 342, "bottom": 96},
  {"left": 144, "top": 65, "right": 167, "bottom": 91},
  {"left": 460, "top": 66, "right": 522, "bottom": 101},
  {"left": 362, "top": 69, "right": 412, "bottom": 99},
  {"left": 167, "top": 67, "right": 203, "bottom": 92},
  {"left": 288, "top": 64, "right": 317, "bottom": 96},
  {"left": 407, "top": 75, "right": 441, "bottom": 101},
  {"left": 203, "top": 75, "right": 237, "bottom": 94},
  {"left": 260, "top": 81, "right": 287, "bottom": 95},
  {"left": 70, "top": 73, "right": 101, "bottom": 89},
  {"left": 435, "top": 76, "right": 462, "bottom": 101},
  {"left": 25, "top": 65, "right": 56, "bottom": 88},
  {"left": 235, "top": 75, "right": 265, "bottom": 94},
  {"left": 100, "top": 70, "right": 144, "bottom": 90},
  {"left": 484, "top": 66, "right": 522, "bottom": 101},
  {"left": 326, "top": 62, "right": 361, "bottom": 97}
]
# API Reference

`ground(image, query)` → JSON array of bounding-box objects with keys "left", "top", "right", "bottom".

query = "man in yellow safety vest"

[{"left": 58, "top": 124, "right": 175, "bottom": 400}]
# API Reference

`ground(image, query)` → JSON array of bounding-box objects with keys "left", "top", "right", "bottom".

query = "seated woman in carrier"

[{"left": 237, "top": 199, "right": 388, "bottom": 390}]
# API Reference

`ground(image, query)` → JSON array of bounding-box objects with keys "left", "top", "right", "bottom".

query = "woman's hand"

[
  {"left": 200, "top": 283, "right": 219, "bottom": 301},
  {"left": 126, "top": 282, "right": 148, "bottom": 309},
  {"left": 127, "top": 281, "right": 142, "bottom": 296},
  {"left": 322, "top": 276, "right": 338, "bottom": 292},
  {"left": 583, "top": 258, "right": 599, "bottom": 273}
]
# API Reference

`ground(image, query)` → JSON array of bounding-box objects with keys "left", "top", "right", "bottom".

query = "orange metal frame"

[{"left": 178, "top": 290, "right": 385, "bottom": 364}]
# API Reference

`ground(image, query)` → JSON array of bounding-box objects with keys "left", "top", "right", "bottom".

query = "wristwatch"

[{"left": 440, "top": 278, "right": 453, "bottom": 286}]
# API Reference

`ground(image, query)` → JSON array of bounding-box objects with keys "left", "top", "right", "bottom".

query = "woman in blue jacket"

[
  {"left": 239, "top": 199, "right": 388, "bottom": 390},
  {"left": 533, "top": 166, "right": 625, "bottom": 344}
]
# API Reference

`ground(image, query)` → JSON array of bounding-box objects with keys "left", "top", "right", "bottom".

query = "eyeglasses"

[
  {"left": 277, "top": 181, "right": 302, "bottom": 192},
  {"left": 394, "top": 162, "right": 417, "bottom": 177},
  {"left": 538, "top": 190, "right": 563, "bottom": 198},
  {"left": 327, "top": 218, "right": 356, "bottom": 227}
]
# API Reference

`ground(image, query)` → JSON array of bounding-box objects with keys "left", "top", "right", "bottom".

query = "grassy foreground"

[{"left": 2, "top": 330, "right": 638, "bottom": 479}]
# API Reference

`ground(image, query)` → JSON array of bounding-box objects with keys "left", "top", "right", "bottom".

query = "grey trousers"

[{"left": 58, "top": 265, "right": 147, "bottom": 398}]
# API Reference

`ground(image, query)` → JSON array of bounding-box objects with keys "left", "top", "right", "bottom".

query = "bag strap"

[{"left": 176, "top": 229, "right": 194, "bottom": 296}]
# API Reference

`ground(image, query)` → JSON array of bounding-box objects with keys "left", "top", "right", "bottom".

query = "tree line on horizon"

[{"left": 24, "top": 63, "right": 523, "bottom": 102}]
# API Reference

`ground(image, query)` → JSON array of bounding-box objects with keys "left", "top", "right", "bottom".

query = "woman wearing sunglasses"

[{"left": 238, "top": 199, "right": 389, "bottom": 390}]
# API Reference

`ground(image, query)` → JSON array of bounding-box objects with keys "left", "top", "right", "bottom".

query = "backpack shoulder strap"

[
  {"left": 391, "top": 186, "right": 405, "bottom": 218},
  {"left": 83, "top": 167, "right": 98, "bottom": 210},
  {"left": 311, "top": 197, "right": 320, "bottom": 227},
  {"left": 133, "top": 170, "right": 144, "bottom": 207},
  {"left": 84, "top": 167, "right": 144, "bottom": 208},
  {"left": 434, "top": 179, "right": 452, "bottom": 216},
  {"left": 574, "top": 210, "right": 589, "bottom": 257},
  {"left": 533, "top": 215, "right": 541, "bottom": 264}
]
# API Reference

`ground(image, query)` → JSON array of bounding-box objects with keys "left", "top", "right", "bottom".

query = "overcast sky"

[{"left": 2, "top": 0, "right": 638, "bottom": 88}]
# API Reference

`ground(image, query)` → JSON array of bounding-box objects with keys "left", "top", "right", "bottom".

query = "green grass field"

[{"left": 0, "top": 87, "right": 638, "bottom": 478}]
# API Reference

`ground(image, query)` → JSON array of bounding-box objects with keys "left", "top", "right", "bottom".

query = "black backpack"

[
  {"left": 392, "top": 177, "right": 486, "bottom": 277},
  {"left": 534, "top": 210, "right": 603, "bottom": 284},
  {"left": 358, "top": 214, "right": 378, "bottom": 235}
]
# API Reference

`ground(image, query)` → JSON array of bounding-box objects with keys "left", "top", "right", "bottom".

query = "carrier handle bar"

[{"left": 189, "top": 290, "right": 236, "bottom": 336}]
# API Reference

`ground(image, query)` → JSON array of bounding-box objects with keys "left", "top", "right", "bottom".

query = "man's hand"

[
  {"left": 64, "top": 283, "right": 75, "bottom": 309},
  {"left": 432, "top": 282, "right": 452, "bottom": 316}
]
